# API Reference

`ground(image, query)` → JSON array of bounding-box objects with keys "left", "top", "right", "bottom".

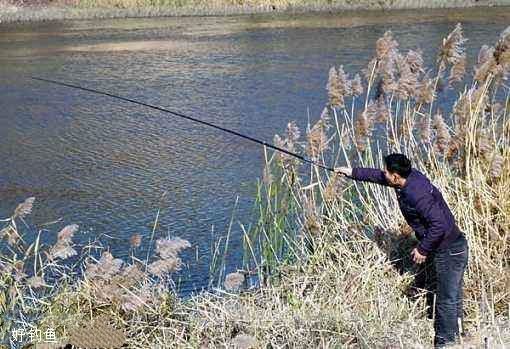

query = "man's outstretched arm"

[{"left": 335, "top": 167, "right": 390, "bottom": 186}]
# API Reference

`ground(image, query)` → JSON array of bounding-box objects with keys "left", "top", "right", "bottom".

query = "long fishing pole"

[{"left": 31, "top": 77, "right": 335, "bottom": 172}]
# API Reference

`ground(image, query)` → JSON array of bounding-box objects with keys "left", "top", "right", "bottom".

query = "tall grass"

[
  {"left": 2, "top": 0, "right": 510, "bottom": 23},
  {"left": 0, "top": 24, "right": 509, "bottom": 348},
  {"left": 67, "top": 0, "right": 510, "bottom": 11},
  {"left": 232, "top": 22, "right": 510, "bottom": 347}
]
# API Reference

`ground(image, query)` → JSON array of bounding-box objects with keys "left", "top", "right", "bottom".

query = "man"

[{"left": 335, "top": 153, "right": 469, "bottom": 348}]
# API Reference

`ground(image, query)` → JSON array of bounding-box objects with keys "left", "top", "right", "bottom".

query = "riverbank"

[{"left": 0, "top": 0, "right": 509, "bottom": 23}]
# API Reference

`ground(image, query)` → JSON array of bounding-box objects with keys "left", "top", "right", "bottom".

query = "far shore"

[{"left": 0, "top": 0, "right": 509, "bottom": 24}]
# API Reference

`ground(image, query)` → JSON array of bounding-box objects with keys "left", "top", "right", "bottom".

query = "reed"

[
  {"left": 0, "top": 23, "right": 509, "bottom": 349},
  {"left": 199, "top": 22, "right": 510, "bottom": 347},
  {"left": 2, "top": 1, "right": 510, "bottom": 23}
]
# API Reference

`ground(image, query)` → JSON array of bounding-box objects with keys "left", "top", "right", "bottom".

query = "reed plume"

[
  {"left": 405, "top": 49, "right": 424, "bottom": 74},
  {"left": 273, "top": 134, "right": 285, "bottom": 152},
  {"left": 130, "top": 233, "right": 142, "bottom": 249},
  {"left": 303, "top": 196, "right": 321, "bottom": 236},
  {"left": 85, "top": 251, "right": 124, "bottom": 280},
  {"left": 323, "top": 173, "right": 346, "bottom": 204},
  {"left": 58, "top": 224, "right": 78, "bottom": 242},
  {"left": 375, "top": 96, "right": 389, "bottom": 123},
  {"left": 478, "top": 45, "right": 494, "bottom": 66},
  {"left": 327, "top": 66, "right": 343, "bottom": 108},
  {"left": 147, "top": 258, "right": 179, "bottom": 277},
  {"left": 432, "top": 112, "right": 451, "bottom": 154},
  {"left": 376, "top": 31, "right": 399, "bottom": 66},
  {"left": 13, "top": 197, "right": 35, "bottom": 219},
  {"left": 490, "top": 154, "right": 504, "bottom": 178},
  {"left": 13, "top": 260, "right": 27, "bottom": 281},
  {"left": 262, "top": 164, "right": 274, "bottom": 185},
  {"left": 446, "top": 134, "right": 462, "bottom": 161},
  {"left": 474, "top": 45, "right": 496, "bottom": 83},
  {"left": 415, "top": 76, "right": 435, "bottom": 105},
  {"left": 121, "top": 263, "right": 146, "bottom": 281},
  {"left": 155, "top": 237, "right": 191, "bottom": 260},
  {"left": 49, "top": 224, "right": 78, "bottom": 260},
  {"left": 364, "top": 58, "right": 378, "bottom": 80},
  {"left": 1, "top": 225, "right": 21, "bottom": 246},
  {"left": 337, "top": 65, "right": 352, "bottom": 98},
  {"left": 494, "top": 26, "right": 510, "bottom": 68},
  {"left": 327, "top": 65, "right": 352, "bottom": 108},
  {"left": 354, "top": 106, "right": 375, "bottom": 151},
  {"left": 418, "top": 115, "right": 431, "bottom": 144},
  {"left": 121, "top": 284, "right": 152, "bottom": 312},
  {"left": 475, "top": 131, "right": 493, "bottom": 160},
  {"left": 27, "top": 275, "right": 46, "bottom": 289},
  {"left": 474, "top": 26, "right": 510, "bottom": 84},
  {"left": 351, "top": 73, "right": 364, "bottom": 96},
  {"left": 306, "top": 107, "right": 331, "bottom": 160},
  {"left": 375, "top": 31, "right": 400, "bottom": 96},
  {"left": 285, "top": 121, "right": 301, "bottom": 151},
  {"left": 273, "top": 121, "right": 301, "bottom": 169},
  {"left": 438, "top": 23, "right": 467, "bottom": 73},
  {"left": 448, "top": 53, "right": 466, "bottom": 85},
  {"left": 396, "top": 55, "right": 418, "bottom": 100},
  {"left": 230, "top": 334, "right": 258, "bottom": 349},
  {"left": 224, "top": 272, "right": 245, "bottom": 291},
  {"left": 148, "top": 237, "right": 191, "bottom": 277}
]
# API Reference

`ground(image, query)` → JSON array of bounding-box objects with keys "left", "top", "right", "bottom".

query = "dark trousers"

[{"left": 413, "top": 234, "right": 469, "bottom": 348}]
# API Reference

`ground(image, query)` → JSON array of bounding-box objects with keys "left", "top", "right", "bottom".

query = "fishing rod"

[{"left": 31, "top": 77, "right": 336, "bottom": 173}]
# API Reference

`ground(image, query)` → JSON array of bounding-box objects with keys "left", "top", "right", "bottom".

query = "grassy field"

[{"left": 0, "top": 23, "right": 509, "bottom": 349}]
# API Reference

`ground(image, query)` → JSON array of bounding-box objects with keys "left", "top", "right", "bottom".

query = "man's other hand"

[
  {"left": 411, "top": 248, "right": 426, "bottom": 264},
  {"left": 334, "top": 167, "right": 352, "bottom": 177}
]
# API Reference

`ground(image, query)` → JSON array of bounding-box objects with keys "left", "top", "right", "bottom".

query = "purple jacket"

[{"left": 348, "top": 167, "right": 461, "bottom": 255}]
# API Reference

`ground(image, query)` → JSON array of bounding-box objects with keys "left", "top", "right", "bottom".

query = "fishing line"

[{"left": 31, "top": 77, "right": 335, "bottom": 172}]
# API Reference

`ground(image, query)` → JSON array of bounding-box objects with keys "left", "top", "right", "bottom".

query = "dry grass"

[
  {"left": 1, "top": 0, "right": 510, "bottom": 23},
  {"left": 1, "top": 23, "right": 509, "bottom": 349}
]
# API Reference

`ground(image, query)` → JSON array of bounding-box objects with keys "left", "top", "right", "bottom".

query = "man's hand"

[
  {"left": 334, "top": 166, "right": 352, "bottom": 177},
  {"left": 411, "top": 248, "right": 426, "bottom": 264}
]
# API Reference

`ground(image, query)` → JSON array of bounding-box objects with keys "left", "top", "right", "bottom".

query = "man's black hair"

[{"left": 384, "top": 153, "right": 412, "bottom": 178}]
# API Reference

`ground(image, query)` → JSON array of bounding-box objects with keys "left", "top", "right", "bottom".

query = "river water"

[{"left": 0, "top": 7, "right": 508, "bottom": 294}]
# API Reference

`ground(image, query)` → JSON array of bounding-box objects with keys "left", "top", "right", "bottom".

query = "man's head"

[{"left": 383, "top": 153, "right": 412, "bottom": 187}]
